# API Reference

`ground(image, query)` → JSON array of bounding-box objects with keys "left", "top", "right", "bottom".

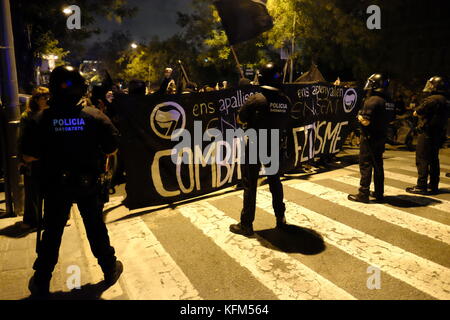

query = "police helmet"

[
  {"left": 258, "top": 62, "right": 283, "bottom": 87},
  {"left": 49, "top": 66, "right": 88, "bottom": 105},
  {"left": 423, "top": 76, "right": 448, "bottom": 94},
  {"left": 363, "top": 74, "right": 390, "bottom": 92},
  {"left": 128, "top": 79, "right": 146, "bottom": 95}
]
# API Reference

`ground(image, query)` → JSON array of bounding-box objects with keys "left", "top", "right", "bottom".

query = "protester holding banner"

[
  {"left": 348, "top": 74, "right": 391, "bottom": 204},
  {"left": 157, "top": 67, "right": 175, "bottom": 95},
  {"left": 229, "top": 62, "right": 291, "bottom": 236}
]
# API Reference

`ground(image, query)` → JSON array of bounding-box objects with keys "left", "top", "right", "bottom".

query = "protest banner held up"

[{"left": 115, "top": 83, "right": 361, "bottom": 209}]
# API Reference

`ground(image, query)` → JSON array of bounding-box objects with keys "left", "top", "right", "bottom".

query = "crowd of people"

[{"left": 8, "top": 61, "right": 450, "bottom": 297}]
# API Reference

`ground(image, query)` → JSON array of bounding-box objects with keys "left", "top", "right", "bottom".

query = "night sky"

[{"left": 89, "top": 0, "right": 192, "bottom": 43}]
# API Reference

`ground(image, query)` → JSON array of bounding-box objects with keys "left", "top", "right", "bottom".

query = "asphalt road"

[
  {"left": 101, "top": 147, "right": 450, "bottom": 300},
  {"left": 1, "top": 146, "right": 449, "bottom": 300}
]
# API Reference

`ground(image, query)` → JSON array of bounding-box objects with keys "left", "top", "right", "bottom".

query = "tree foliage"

[
  {"left": 14, "top": 0, "right": 449, "bottom": 91},
  {"left": 11, "top": 0, "right": 137, "bottom": 92},
  {"left": 265, "top": 0, "right": 383, "bottom": 81}
]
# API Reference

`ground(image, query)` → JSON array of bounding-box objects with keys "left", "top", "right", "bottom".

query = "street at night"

[
  {"left": 1, "top": 0, "right": 449, "bottom": 309},
  {"left": 2, "top": 147, "right": 449, "bottom": 300}
]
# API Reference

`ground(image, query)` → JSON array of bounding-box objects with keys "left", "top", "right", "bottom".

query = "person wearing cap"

[{"left": 156, "top": 67, "right": 175, "bottom": 95}]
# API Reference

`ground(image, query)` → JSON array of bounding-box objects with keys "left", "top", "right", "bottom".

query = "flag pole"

[
  {"left": 282, "top": 59, "right": 289, "bottom": 83},
  {"left": 289, "top": 14, "right": 296, "bottom": 83},
  {"left": 230, "top": 45, "right": 245, "bottom": 79}
]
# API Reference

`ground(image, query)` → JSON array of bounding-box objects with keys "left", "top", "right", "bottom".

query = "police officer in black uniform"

[
  {"left": 406, "top": 76, "right": 449, "bottom": 195},
  {"left": 229, "top": 63, "right": 292, "bottom": 236},
  {"left": 348, "top": 74, "right": 392, "bottom": 203},
  {"left": 20, "top": 66, "right": 123, "bottom": 296}
]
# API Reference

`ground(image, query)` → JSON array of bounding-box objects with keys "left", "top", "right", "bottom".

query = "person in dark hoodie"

[{"left": 20, "top": 66, "right": 123, "bottom": 297}]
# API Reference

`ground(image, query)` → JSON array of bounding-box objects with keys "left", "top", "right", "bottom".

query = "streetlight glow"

[
  {"left": 131, "top": 43, "right": 138, "bottom": 49},
  {"left": 63, "top": 7, "right": 72, "bottom": 15}
]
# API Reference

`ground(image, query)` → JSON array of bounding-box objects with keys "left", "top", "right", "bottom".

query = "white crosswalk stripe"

[
  {"left": 346, "top": 163, "right": 450, "bottom": 186},
  {"left": 107, "top": 217, "right": 201, "bottom": 300},
  {"left": 390, "top": 157, "right": 450, "bottom": 171},
  {"left": 42, "top": 152, "right": 449, "bottom": 300},
  {"left": 289, "top": 182, "right": 450, "bottom": 245},
  {"left": 251, "top": 189, "right": 450, "bottom": 300},
  {"left": 334, "top": 175, "right": 450, "bottom": 215},
  {"left": 384, "top": 167, "right": 450, "bottom": 188},
  {"left": 177, "top": 202, "right": 356, "bottom": 300}
]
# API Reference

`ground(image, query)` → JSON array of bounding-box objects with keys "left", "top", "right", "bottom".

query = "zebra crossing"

[{"left": 96, "top": 151, "right": 450, "bottom": 300}]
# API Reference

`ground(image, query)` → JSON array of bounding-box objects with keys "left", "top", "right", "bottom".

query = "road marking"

[
  {"left": 254, "top": 190, "right": 450, "bottom": 300},
  {"left": 390, "top": 157, "right": 450, "bottom": 171},
  {"left": 385, "top": 168, "right": 450, "bottom": 189},
  {"left": 72, "top": 207, "right": 124, "bottom": 299},
  {"left": 290, "top": 182, "right": 450, "bottom": 245},
  {"left": 107, "top": 217, "right": 201, "bottom": 300},
  {"left": 334, "top": 175, "right": 450, "bottom": 217},
  {"left": 385, "top": 167, "right": 450, "bottom": 187},
  {"left": 177, "top": 202, "right": 356, "bottom": 300},
  {"left": 104, "top": 196, "right": 124, "bottom": 210},
  {"left": 342, "top": 165, "right": 450, "bottom": 189}
]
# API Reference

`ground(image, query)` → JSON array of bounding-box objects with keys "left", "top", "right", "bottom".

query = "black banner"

[{"left": 115, "top": 83, "right": 361, "bottom": 209}]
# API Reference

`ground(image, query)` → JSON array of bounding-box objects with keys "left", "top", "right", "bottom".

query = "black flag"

[{"left": 214, "top": 0, "right": 274, "bottom": 45}]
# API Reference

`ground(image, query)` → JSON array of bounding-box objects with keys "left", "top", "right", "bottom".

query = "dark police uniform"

[
  {"left": 413, "top": 94, "right": 449, "bottom": 192},
  {"left": 357, "top": 93, "right": 391, "bottom": 200},
  {"left": 231, "top": 85, "right": 292, "bottom": 234},
  {"left": 21, "top": 102, "right": 120, "bottom": 293}
]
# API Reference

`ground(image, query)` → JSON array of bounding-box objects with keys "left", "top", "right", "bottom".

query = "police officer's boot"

[
  {"left": 427, "top": 185, "right": 439, "bottom": 195},
  {"left": 28, "top": 272, "right": 51, "bottom": 297},
  {"left": 347, "top": 193, "right": 370, "bottom": 204},
  {"left": 405, "top": 186, "right": 428, "bottom": 195},
  {"left": 103, "top": 260, "right": 123, "bottom": 287},
  {"left": 229, "top": 223, "right": 254, "bottom": 237},
  {"left": 276, "top": 216, "right": 289, "bottom": 230},
  {"left": 370, "top": 191, "right": 385, "bottom": 203}
]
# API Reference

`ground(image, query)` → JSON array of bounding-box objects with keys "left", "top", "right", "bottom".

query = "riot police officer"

[
  {"left": 406, "top": 76, "right": 449, "bottom": 195},
  {"left": 348, "top": 74, "right": 392, "bottom": 203},
  {"left": 229, "top": 62, "right": 291, "bottom": 236},
  {"left": 20, "top": 66, "right": 123, "bottom": 296}
]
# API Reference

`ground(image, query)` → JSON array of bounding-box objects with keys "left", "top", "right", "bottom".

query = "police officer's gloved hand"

[{"left": 358, "top": 115, "right": 370, "bottom": 126}]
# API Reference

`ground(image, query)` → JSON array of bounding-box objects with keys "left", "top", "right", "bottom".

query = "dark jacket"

[
  {"left": 20, "top": 103, "right": 119, "bottom": 194},
  {"left": 415, "top": 93, "right": 449, "bottom": 137},
  {"left": 358, "top": 92, "right": 391, "bottom": 139},
  {"left": 238, "top": 86, "right": 293, "bottom": 130}
]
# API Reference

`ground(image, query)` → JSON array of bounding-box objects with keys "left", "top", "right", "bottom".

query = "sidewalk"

[{"left": 0, "top": 191, "right": 200, "bottom": 300}]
